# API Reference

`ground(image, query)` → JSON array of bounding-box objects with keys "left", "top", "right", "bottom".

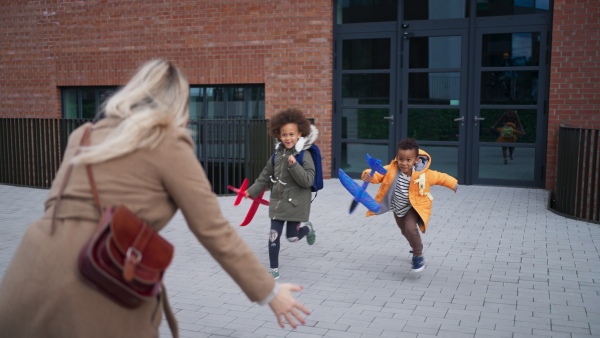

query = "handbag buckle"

[
  {"left": 126, "top": 247, "right": 142, "bottom": 263},
  {"left": 123, "top": 247, "right": 142, "bottom": 282}
]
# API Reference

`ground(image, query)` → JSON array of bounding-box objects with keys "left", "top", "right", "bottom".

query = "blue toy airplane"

[
  {"left": 348, "top": 154, "right": 387, "bottom": 213},
  {"left": 338, "top": 166, "right": 381, "bottom": 213}
]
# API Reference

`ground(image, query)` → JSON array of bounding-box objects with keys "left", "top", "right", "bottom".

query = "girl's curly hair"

[{"left": 268, "top": 108, "right": 311, "bottom": 140}]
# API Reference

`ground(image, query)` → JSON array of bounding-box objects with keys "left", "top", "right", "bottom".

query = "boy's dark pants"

[{"left": 393, "top": 208, "right": 424, "bottom": 256}]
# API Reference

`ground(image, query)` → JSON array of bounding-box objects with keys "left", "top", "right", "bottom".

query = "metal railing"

[
  {"left": 0, "top": 118, "right": 90, "bottom": 188},
  {"left": 0, "top": 118, "right": 275, "bottom": 194},
  {"left": 551, "top": 125, "right": 600, "bottom": 224}
]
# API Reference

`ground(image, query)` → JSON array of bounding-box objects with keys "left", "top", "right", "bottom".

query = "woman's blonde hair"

[{"left": 72, "top": 59, "right": 190, "bottom": 164}]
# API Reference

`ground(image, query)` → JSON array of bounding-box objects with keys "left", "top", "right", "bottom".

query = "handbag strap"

[
  {"left": 50, "top": 126, "right": 93, "bottom": 235},
  {"left": 86, "top": 160, "right": 102, "bottom": 211},
  {"left": 161, "top": 285, "right": 179, "bottom": 338}
]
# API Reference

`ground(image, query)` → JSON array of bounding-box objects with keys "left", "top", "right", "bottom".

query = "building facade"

[{"left": 1, "top": 0, "right": 598, "bottom": 191}]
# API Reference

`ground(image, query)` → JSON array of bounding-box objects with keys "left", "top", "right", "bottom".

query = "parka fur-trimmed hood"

[{"left": 275, "top": 124, "right": 319, "bottom": 153}]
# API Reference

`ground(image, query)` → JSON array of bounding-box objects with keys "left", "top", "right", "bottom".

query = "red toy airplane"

[{"left": 227, "top": 178, "right": 269, "bottom": 226}]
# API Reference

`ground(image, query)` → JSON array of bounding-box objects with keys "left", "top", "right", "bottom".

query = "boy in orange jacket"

[{"left": 362, "top": 138, "right": 458, "bottom": 272}]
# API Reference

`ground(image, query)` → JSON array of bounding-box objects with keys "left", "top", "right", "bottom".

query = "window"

[
  {"left": 476, "top": 0, "right": 550, "bottom": 17},
  {"left": 189, "top": 85, "right": 265, "bottom": 119},
  {"left": 61, "top": 87, "right": 118, "bottom": 118},
  {"left": 62, "top": 84, "right": 265, "bottom": 119}
]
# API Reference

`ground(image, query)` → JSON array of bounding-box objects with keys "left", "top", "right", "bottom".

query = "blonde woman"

[{"left": 0, "top": 60, "right": 309, "bottom": 337}]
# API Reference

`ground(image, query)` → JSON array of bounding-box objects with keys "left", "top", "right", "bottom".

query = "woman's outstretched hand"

[{"left": 268, "top": 283, "right": 310, "bottom": 329}]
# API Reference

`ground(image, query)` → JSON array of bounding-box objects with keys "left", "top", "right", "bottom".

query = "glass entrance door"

[
  {"left": 401, "top": 30, "right": 468, "bottom": 180},
  {"left": 333, "top": 1, "right": 551, "bottom": 187},
  {"left": 472, "top": 26, "right": 548, "bottom": 186},
  {"left": 336, "top": 32, "right": 397, "bottom": 174}
]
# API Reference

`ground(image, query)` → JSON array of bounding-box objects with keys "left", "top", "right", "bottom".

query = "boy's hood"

[
  {"left": 414, "top": 149, "right": 431, "bottom": 172},
  {"left": 275, "top": 125, "right": 319, "bottom": 151}
]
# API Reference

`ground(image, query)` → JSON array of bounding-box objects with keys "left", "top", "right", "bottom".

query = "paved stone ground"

[{"left": 1, "top": 180, "right": 599, "bottom": 338}]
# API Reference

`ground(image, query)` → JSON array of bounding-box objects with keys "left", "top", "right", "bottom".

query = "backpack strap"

[
  {"left": 272, "top": 150, "right": 305, "bottom": 166},
  {"left": 295, "top": 150, "right": 305, "bottom": 164}
]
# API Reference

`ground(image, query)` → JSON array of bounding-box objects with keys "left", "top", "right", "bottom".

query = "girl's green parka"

[{"left": 247, "top": 125, "right": 319, "bottom": 222}]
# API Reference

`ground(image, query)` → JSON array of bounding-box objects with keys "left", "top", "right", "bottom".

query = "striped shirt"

[{"left": 391, "top": 171, "right": 412, "bottom": 217}]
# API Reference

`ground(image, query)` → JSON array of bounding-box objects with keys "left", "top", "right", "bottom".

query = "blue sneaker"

[
  {"left": 412, "top": 256, "right": 424, "bottom": 272},
  {"left": 269, "top": 268, "right": 280, "bottom": 279}
]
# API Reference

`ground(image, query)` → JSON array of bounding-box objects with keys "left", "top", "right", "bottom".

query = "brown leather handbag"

[{"left": 77, "top": 202, "right": 174, "bottom": 308}]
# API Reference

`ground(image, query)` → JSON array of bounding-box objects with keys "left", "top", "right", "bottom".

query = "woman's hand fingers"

[
  {"left": 269, "top": 283, "right": 310, "bottom": 329},
  {"left": 283, "top": 312, "right": 297, "bottom": 329},
  {"left": 290, "top": 308, "right": 306, "bottom": 325}
]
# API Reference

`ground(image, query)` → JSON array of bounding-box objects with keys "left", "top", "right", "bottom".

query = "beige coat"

[{"left": 0, "top": 118, "right": 275, "bottom": 338}]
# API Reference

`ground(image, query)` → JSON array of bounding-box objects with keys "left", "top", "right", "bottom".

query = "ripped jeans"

[{"left": 269, "top": 219, "right": 309, "bottom": 269}]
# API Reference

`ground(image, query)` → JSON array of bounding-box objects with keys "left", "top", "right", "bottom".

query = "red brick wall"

[
  {"left": 0, "top": 0, "right": 334, "bottom": 176},
  {"left": 547, "top": 0, "right": 600, "bottom": 190}
]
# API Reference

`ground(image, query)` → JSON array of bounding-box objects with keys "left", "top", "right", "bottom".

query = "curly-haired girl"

[{"left": 245, "top": 108, "right": 319, "bottom": 279}]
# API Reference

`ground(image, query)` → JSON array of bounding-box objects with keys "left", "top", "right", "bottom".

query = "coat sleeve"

[
  {"left": 288, "top": 151, "right": 315, "bottom": 189},
  {"left": 246, "top": 156, "right": 273, "bottom": 198},
  {"left": 427, "top": 170, "right": 458, "bottom": 190},
  {"left": 155, "top": 131, "right": 275, "bottom": 302},
  {"left": 362, "top": 164, "right": 391, "bottom": 184}
]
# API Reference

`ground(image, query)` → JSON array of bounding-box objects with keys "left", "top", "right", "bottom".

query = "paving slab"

[{"left": 1, "top": 179, "right": 599, "bottom": 337}]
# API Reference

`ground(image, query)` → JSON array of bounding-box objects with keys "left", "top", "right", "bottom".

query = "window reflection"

[
  {"left": 478, "top": 146, "right": 535, "bottom": 181},
  {"left": 189, "top": 86, "right": 265, "bottom": 119},
  {"left": 478, "top": 108, "right": 536, "bottom": 143},
  {"left": 61, "top": 87, "right": 117, "bottom": 119},
  {"left": 409, "top": 36, "right": 462, "bottom": 69},
  {"left": 482, "top": 32, "right": 540, "bottom": 67},
  {"left": 337, "top": 0, "right": 397, "bottom": 24},
  {"left": 476, "top": 0, "right": 550, "bottom": 17},
  {"left": 480, "top": 71, "right": 538, "bottom": 105},
  {"left": 189, "top": 87, "right": 204, "bottom": 119},
  {"left": 342, "top": 108, "right": 389, "bottom": 139},
  {"left": 248, "top": 87, "right": 265, "bottom": 119},
  {"left": 408, "top": 109, "right": 460, "bottom": 141},
  {"left": 342, "top": 73, "right": 390, "bottom": 105},
  {"left": 341, "top": 142, "right": 388, "bottom": 172},
  {"left": 343, "top": 39, "right": 391, "bottom": 70},
  {"left": 206, "top": 87, "right": 225, "bottom": 119},
  {"left": 63, "top": 88, "right": 78, "bottom": 118},
  {"left": 81, "top": 89, "right": 97, "bottom": 119},
  {"left": 63, "top": 86, "right": 265, "bottom": 120},
  {"left": 404, "top": 0, "right": 468, "bottom": 20},
  {"left": 420, "top": 146, "right": 458, "bottom": 178},
  {"left": 227, "top": 87, "right": 245, "bottom": 119},
  {"left": 409, "top": 73, "right": 461, "bottom": 105}
]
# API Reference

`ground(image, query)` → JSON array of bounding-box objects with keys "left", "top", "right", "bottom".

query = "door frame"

[
  {"left": 399, "top": 28, "right": 470, "bottom": 183},
  {"left": 333, "top": 31, "right": 398, "bottom": 175},
  {"left": 468, "top": 24, "right": 550, "bottom": 187}
]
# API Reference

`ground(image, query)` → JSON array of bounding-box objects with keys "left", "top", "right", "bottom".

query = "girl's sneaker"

[
  {"left": 305, "top": 221, "right": 316, "bottom": 245},
  {"left": 269, "top": 268, "right": 280, "bottom": 279}
]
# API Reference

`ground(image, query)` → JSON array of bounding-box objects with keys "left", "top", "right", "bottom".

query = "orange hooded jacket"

[{"left": 362, "top": 149, "right": 458, "bottom": 233}]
